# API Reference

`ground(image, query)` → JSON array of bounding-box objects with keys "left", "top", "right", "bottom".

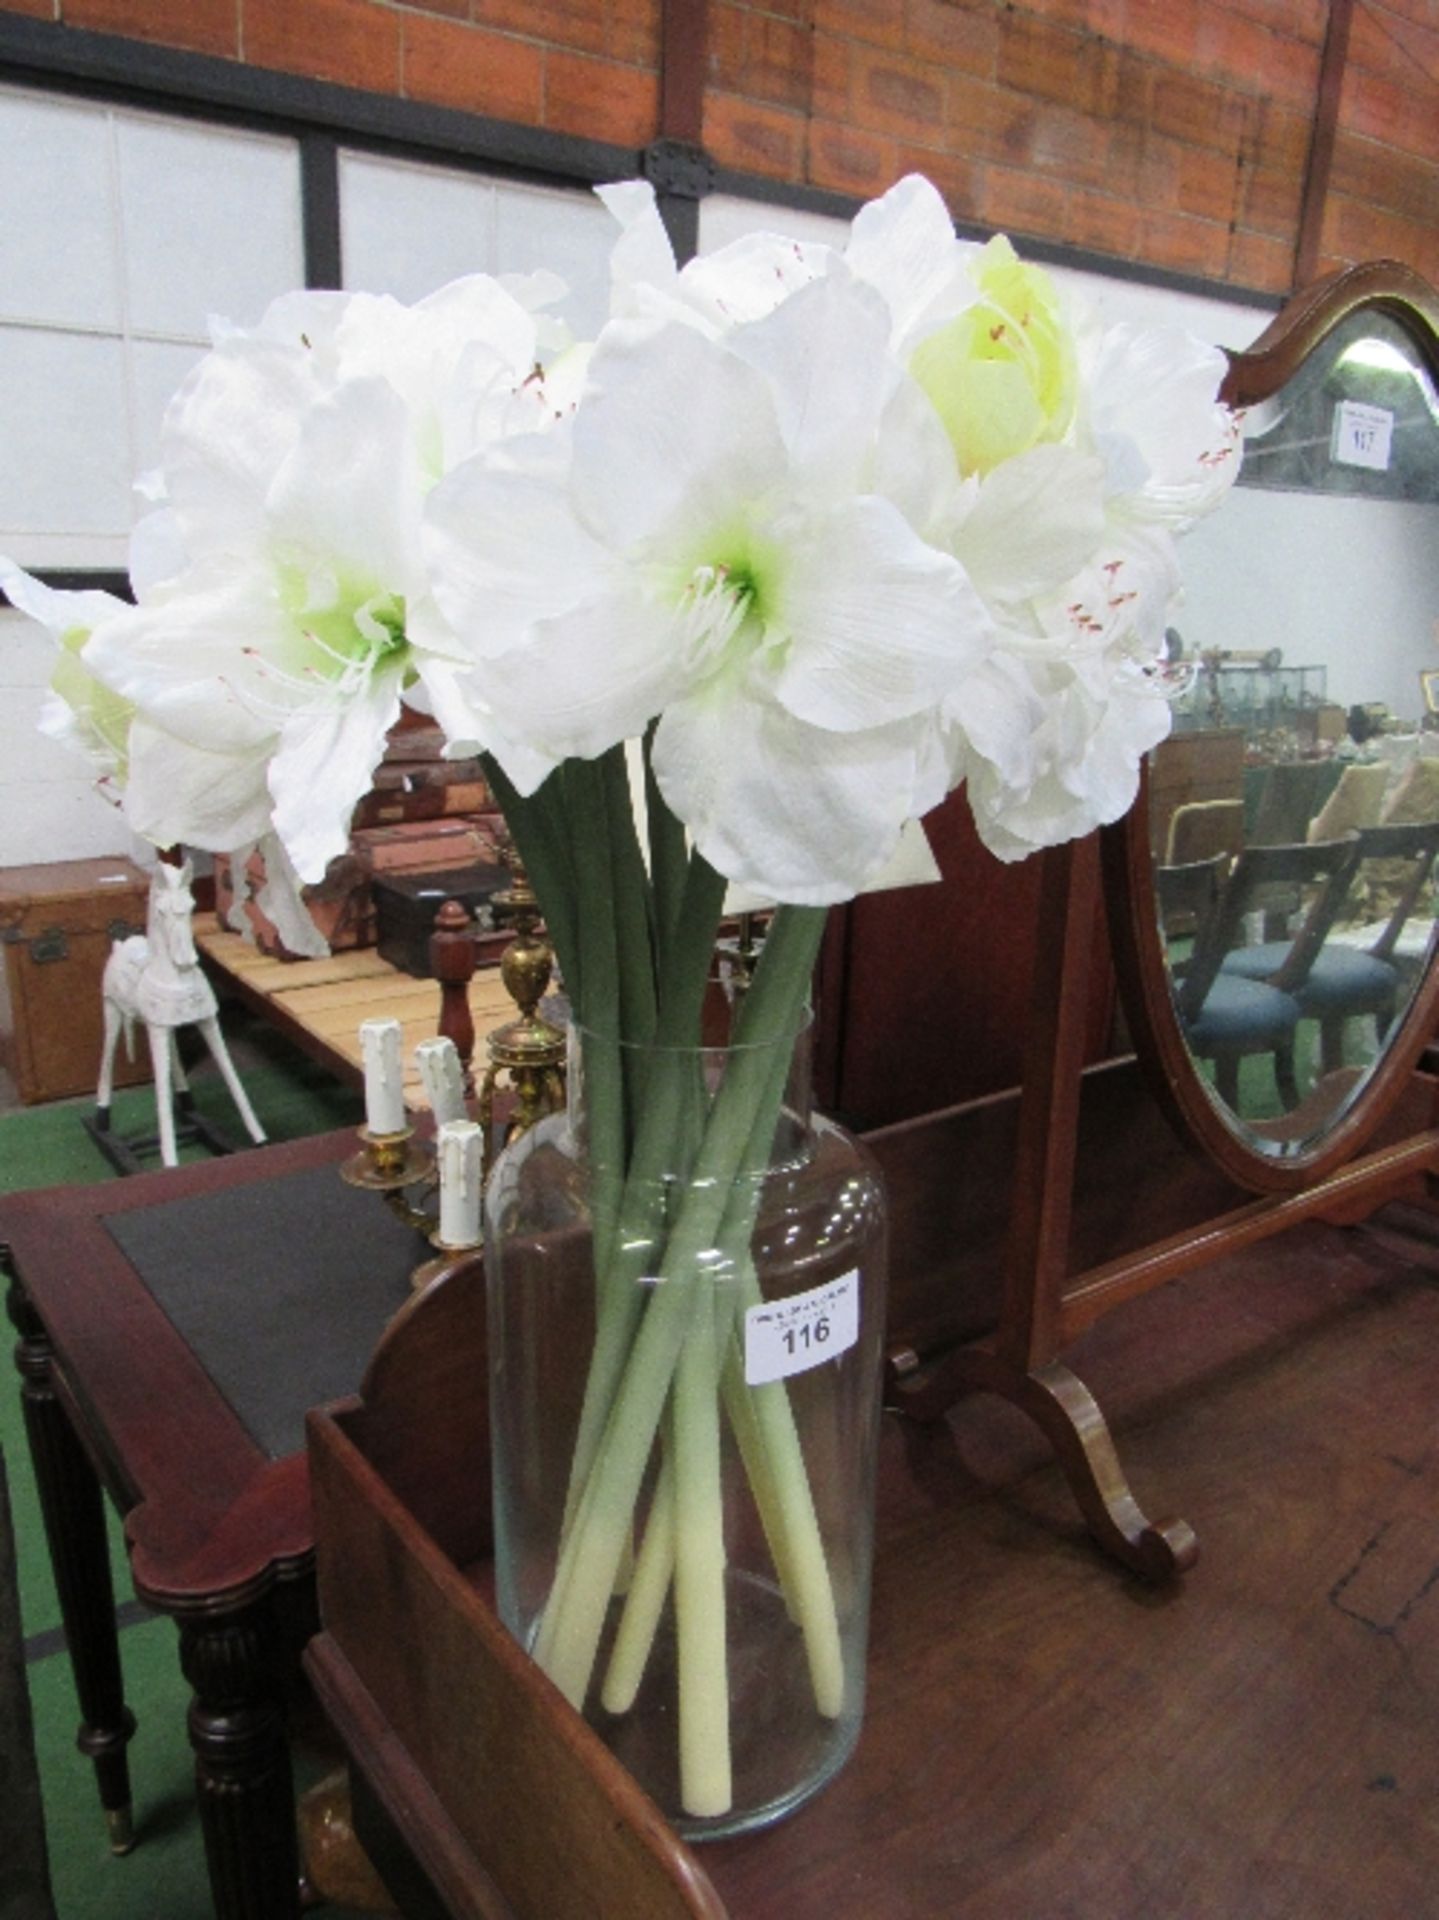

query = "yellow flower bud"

[{"left": 908, "top": 236, "right": 1077, "bottom": 477}]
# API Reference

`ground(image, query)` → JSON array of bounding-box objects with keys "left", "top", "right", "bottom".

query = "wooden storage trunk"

[
  {"left": 0, "top": 856, "right": 152, "bottom": 1104},
  {"left": 373, "top": 863, "right": 507, "bottom": 978}
]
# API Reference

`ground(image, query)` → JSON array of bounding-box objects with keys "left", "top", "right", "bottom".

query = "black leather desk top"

[{"left": 105, "top": 1163, "right": 426, "bottom": 1460}]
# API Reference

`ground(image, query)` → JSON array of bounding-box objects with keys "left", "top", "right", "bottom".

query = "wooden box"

[
  {"left": 373, "top": 864, "right": 507, "bottom": 978},
  {"left": 0, "top": 856, "right": 153, "bottom": 1104}
]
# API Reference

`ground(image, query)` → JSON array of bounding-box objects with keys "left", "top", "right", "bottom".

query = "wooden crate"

[{"left": 0, "top": 856, "right": 153, "bottom": 1104}]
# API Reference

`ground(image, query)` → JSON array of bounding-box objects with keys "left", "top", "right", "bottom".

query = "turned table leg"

[
  {"left": 6, "top": 1259, "right": 137, "bottom": 1853},
  {"left": 179, "top": 1605, "right": 302, "bottom": 1920}
]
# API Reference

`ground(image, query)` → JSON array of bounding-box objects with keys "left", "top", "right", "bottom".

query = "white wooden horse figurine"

[{"left": 98, "top": 861, "right": 267, "bottom": 1167}]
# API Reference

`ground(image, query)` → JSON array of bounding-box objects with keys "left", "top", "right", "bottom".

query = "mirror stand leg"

[{"left": 888, "top": 1343, "right": 1198, "bottom": 1583}]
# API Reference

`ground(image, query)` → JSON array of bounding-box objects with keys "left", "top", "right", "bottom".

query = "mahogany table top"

[{"left": 0, "top": 1128, "right": 423, "bottom": 1613}]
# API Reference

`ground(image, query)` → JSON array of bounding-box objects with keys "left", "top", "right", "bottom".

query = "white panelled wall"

[{"left": 0, "top": 83, "right": 305, "bottom": 871}]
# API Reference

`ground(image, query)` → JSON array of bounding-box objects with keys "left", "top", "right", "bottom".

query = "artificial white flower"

[
  {"left": 0, "top": 561, "right": 134, "bottom": 785},
  {"left": 426, "top": 269, "right": 990, "bottom": 904},
  {"left": 1082, "top": 323, "right": 1242, "bottom": 528},
  {"left": 86, "top": 379, "right": 447, "bottom": 880},
  {"left": 82, "top": 267, "right": 582, "bottom": 887}
]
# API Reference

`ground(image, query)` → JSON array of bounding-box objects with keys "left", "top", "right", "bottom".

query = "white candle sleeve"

[
  {"left": 437, "top": 1119, "right": 484, "bottom": 1246},
  {"left": 414, "top": 1036, "right": 467, "bottom": 1126},
  {"left": 359, "top": 1017, "right": 407, "bottom": 1135}
]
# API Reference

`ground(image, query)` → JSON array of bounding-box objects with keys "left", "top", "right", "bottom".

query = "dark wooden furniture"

[
  {"left": 883, "top": 263, "right": 1439, "bottom": 1580},
  {"left": 0, "top": 1128, "right": 429, "bottom": 1920},
  {"left": 1, "top": 1444, "right": 58, "bottom": 1920},
  {"left": 1146, "top": 728, "right": 1247, "bottom": 860},
  {"left": 0, "top": 855, "right": 151, "bottom": 1103},
  {"left": 813, "top": 787, "right": 1118, "bottom": 1129},
  {"left": 306, "top": 1193, "right": 1439, "bottom": 1919}
]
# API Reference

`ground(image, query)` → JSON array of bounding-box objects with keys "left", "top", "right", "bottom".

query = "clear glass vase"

[{"left": 485, "top": 1015, "right": 887, "bottom": 1839}]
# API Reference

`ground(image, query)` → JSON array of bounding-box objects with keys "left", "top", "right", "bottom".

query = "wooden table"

[
  {"left": 196, "top": 917, "right": 516, "bottom": 1111},
  {"left": 2, "top": 1129, "right": 434, "bottom": 1919}
]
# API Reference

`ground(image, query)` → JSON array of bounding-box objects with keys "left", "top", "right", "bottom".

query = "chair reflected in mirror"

[
  {"left": 1156, "top": 852, "right": 1303, "bottom": 1113},
  {"left": 1223, "top": 821, "right": 1439, "bottom": 1076},
  {"left": 1164, "top": 796, "right": 1246, "bottom": 869}
]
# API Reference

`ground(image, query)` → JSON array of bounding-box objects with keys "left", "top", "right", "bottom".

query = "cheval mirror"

[
  {"left": 889, "top": 261, "right": 1439, "bottom": 1582},
  {"left": 1108, "top": 259, "right": 1439, "bottom": 1193}
]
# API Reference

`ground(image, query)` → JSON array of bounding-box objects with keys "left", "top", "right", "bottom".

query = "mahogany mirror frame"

[{"left": 1102, "top": 259, "right": 1439, "bottom": 1197}]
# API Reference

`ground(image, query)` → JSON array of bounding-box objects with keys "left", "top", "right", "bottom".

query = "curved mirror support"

[{"left": 1108, "top": 264, "right": 1439, "bottom": 1185}]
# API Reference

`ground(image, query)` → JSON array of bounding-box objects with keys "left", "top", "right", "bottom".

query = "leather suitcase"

[{"left": 0, "top": 855, "right": 153, "bottom": 1104}]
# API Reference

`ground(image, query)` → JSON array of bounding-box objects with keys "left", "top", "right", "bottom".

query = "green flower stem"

[
  {"left": 643, "top": 723, "right": 689, "bottom": 965},
  {"left": 601, "top": 744, "right": 658, "bottom": 1091},
  {"left": 534, "top": 906, "right": 827, "bottom": 1711},
  {"left": 597, "top": 1081, "right": 798, "bottom": 1716},
  {"left": 563, "top": 760, "right": 627, "bottom": 1271},
  {"left": 600, "top": 1441, "right": 677, "bottom": 1715},
  {"left": 671, "top": 1263, "right": 731, "bottom": 1817},
  {"left": 557, "top": 855, "right": 728, "bottom": 1538},
  {"left": 727, "top": 1265, "right": 844, "bottom": 1719},
  {"left": 719, "top": 1308, "right": 801, "bottom": 1624}
]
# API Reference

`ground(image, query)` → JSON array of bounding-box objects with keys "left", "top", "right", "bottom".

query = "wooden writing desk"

[{"left": 2, "top": 1129, "right": 431, "bottom": 1919}]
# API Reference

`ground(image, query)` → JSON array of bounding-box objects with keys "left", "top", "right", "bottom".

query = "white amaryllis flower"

[
  {"left": 426, "top": 269, "right": 990, "bottom": 904},
  {"left": 946, "top": 520, "right": 1189, "bottom": 860},
  {"left": 835, "top": 174, "right": 1240, "bottom": 859},
  {"left": 1, "top": 561, "right": 134, "bottom": 786},
  {"left": 1081, "top": 322, "right": 1242, "bottom": 529},
  {"left": 81, "top": 270, "right": 580, "bottom": 888},
  {"left": 86, "top": 379, "right": 452, "bottom": 881}
]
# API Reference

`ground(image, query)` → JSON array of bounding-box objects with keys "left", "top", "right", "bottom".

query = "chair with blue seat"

[
  {"left": 1156, "top": 852, "right": 1305, "bottom": 1115},
  {"left": 1223, "top": 822, "right": 1439, "bottom": 1075}
]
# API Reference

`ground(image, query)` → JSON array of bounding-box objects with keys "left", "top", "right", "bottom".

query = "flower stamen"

[{"left": 676, "top": 564, "right": 754, "bottom": 677}]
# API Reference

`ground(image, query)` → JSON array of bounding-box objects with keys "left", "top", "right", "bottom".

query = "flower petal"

[
  {"left": 596, "top": 180, "right": 679, "bottom": 312},
  {"left": 727, "top": 270, "right": 897, "bottom": 487},
  {"left": 128, "top": 507, "right": 190, "bottom": 601},
  {"left": 83, "top": 562, "right": 285, "bottom": 754},
  {"left": 121, "top": 716, "right": 273, "bottom": 853},
  {"left": 414, "top": 656, "right": 559, "bottom": 796},
  {"left": 1087, "top": 325, "right": 1241, "bottom": 525},
  {"left": 679, "top": 230, "right": 836, "bottom": 330},
  {"left": 161, "top": 335, "right": 324, "bottom": 554},
  {"left": 268, "top": 665, "right": 402, "bottom": 881},
  {"left": 955, "top": 444, "right": 1107, "bottom": 606},
  {"left": 479, "top": 592, "right": 689, "bottom": 770},
  {"left": 0, "top": 558, "right": 127, "bottom": 639},
  {"left": 423, "top": 447, "right": 613, "bottom": 656},
  {"left": 770, "top": 496, "right": 989, "bottom": 732},
  {"left": 845, "top": 173, "right": 977, "bottom": 351},
  {"left": 265, "top": 377, "right": 425, "bottom": 597},
  {"left": 570, "top": 320, "right": 786, "bottom": 553},
  {"left": 251, "top": 832, "right": 333, "bottom": 958},
  {"left": 654, "top": 686, "right": 934, "bottom": 905}
]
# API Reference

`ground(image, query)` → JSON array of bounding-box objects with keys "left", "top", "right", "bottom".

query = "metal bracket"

[
  {"left": 641, "top": 138, "right": 715, "bottom": 201},
  {"left": 26, "top": 927, "right": 69, "bottom": 965}
]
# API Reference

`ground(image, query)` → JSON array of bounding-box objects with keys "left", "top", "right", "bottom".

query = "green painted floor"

[{"left": 3, "top": 1013, "right": 375, "bottom": 1918}]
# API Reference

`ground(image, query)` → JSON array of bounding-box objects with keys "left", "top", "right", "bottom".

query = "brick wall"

[
  {"left": 706, "top": 0, "right": 1438, "bottom": 295},
  {"left": 2, "top": 0, "right": 1435, "bottom": 296}
]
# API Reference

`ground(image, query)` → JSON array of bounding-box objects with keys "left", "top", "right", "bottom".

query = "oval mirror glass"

[{"left": 1147, "top": 294, "right": 1439, "bottom": 1159}]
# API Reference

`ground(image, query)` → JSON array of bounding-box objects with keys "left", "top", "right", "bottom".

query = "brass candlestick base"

[
  {"left": 478, "top": 849, "right": 567, "bottom": 1178},
  {"left": 340, "top": 1126, "right": 439, "bottom": 1239},
  {"left": 410, "top": 1224, "right": 483, "bottom": 1294},
  {"left": 340, "top": 1125, "right": 432, "bottom": 1190}
]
